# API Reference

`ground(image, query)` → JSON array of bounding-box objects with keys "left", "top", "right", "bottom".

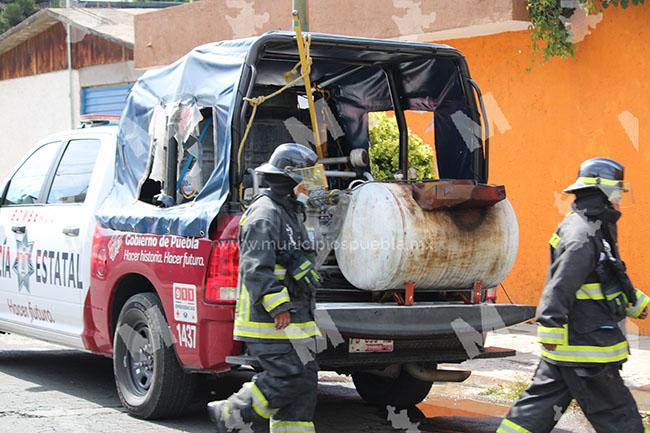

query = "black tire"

[
  {"left": 352, "top": 367, "right": 433, "bottom": 409},
  {"left": 113, "top": 293, "right": 196, "bottom": 419}
]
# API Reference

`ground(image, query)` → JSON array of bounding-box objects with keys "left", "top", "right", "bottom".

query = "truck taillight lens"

[{"left": 205, "top": 241, "right": 239, "bottom": 304}]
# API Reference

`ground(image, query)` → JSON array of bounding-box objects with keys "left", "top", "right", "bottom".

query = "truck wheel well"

[{"left": 110, "top": 274, "right": 156, "bottom": 338}]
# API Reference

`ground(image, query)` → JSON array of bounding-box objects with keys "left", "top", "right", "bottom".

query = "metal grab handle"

[
  {"left": 62, "top": 227, "right": 80, "bottom": 237},
  {"left": 11, "top": 225, "right": 25, "bottom": 234},
  {"left": 468, "top": 79, "right": 490, "bottom": 183}
]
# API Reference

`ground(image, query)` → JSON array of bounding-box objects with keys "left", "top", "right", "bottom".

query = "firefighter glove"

[{"left": 278, "top": 249, "right": 321, "bottom": 290}]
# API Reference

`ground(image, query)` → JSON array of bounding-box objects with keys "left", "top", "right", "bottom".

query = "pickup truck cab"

[{"left": 0, "top": 32, "right": 535, "bottom": 420}]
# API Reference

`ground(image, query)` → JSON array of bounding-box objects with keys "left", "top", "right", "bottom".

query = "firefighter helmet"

[
  {"left": 256, "top": 143, "right": 318, "bottom": 176},
  {"left": 564, "top": 158, "right": 628, "bottom": 204},
  {"left": 256, "top": 143, "right": 326, "bottom": 188}
]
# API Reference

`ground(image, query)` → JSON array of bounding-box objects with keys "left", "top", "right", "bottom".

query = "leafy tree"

[
  {"left": 368, "top": 112, "right": 436, "bottom": 181},
  {"left": 529, "top": 0, "right": 644, "bottom": 62},
  {"left": 0, "top": 0, "right": 38, "bottom": 34}
]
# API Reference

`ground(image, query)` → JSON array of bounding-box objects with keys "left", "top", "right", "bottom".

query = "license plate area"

[{"left": 348, "top": 338, "right": 394, "bottom": 353}]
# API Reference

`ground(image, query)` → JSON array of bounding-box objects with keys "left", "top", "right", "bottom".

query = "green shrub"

[{"left": 368, "top": 112, "right": 436, "bottom": 181}]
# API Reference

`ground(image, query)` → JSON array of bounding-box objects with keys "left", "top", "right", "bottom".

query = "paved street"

[{"left": 0, "top": 331, "right": 603, "bottom": 433}]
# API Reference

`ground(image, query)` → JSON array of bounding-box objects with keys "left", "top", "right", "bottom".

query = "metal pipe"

[
  {"left": 316, "top": 65, "right": 365, "bottom": 88},
  {"left": 165, "top": 138, "right": 178, "bottom": 204},
  {"left": 66, "top": 1, "right": 74, "bottom": 129},
  {"left": 384, "top": 68, "right": 408, "bottom": 176},
  {"left": 319, "top": 156, "right": 349, "bottom": 165},
  {"left": 403, "top": 363, "right": 471, "bottom": 383},
  {"left": 324, "top": 170, "right": 357, "bottom": 178},
  {"left": 468, "top": 79, "right": 490, "bottom": 183},
  {"left": 292, "top": 0, "right": 308, "bottom": 31}
]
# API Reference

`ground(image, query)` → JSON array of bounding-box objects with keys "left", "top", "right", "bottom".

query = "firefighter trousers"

[
  {"left": 222, "top": 341, "right": 319, "bottom": 433},
  {"left": 497, "top": 359, "right": 647, "bottom": 433}
]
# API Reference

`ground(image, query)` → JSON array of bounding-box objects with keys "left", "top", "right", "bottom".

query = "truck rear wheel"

[
  {"left": 113, "top": 293, "right": 196, "bottom": 419},
  {"left": 352, "top": 367, "right": 433, "bottom": 409}
]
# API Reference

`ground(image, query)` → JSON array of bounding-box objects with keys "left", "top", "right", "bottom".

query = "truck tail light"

[
  {"left": 485, "top": 287, "right": 498, "bottom": 303},
  {"left": 205, "top": 241, "right": 239, "bottom": 304}
]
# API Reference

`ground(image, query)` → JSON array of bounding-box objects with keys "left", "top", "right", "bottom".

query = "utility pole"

[
  {"left": 292, "top": 0, "right": 308, "bottom": 31},
  {"left": 66, "top": 0, "right": 75, "bottom": 128}
]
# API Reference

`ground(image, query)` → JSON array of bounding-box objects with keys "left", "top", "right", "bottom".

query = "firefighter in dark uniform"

[
  {"left": 208, "top": 143, "right": 324, "bottom": 433},
  {"left": 497, "top": 158, "right": 649, "bottom": 433}
]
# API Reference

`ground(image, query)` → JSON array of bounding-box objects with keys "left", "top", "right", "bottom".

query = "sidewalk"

[{"left": 443, "top": 323, "right": 650, "bottom": 412}]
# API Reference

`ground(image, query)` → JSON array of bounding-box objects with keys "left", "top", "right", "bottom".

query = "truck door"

[
  {"left": 0, "top": 141, "right": 63, "bottom": 339},
  {"left": 33, "top": 137, "right": 103, "bottom": 346}
]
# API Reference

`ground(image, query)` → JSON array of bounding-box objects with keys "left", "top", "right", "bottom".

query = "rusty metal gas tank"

[{"left": 334, "top": 182, "right": 518, "bottom": 291}]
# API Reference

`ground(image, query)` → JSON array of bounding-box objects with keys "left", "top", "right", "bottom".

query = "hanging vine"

[{"left": 528, "top": 0, "right": 645, "bottom": 62}]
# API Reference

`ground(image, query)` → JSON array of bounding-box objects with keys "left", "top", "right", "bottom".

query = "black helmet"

[
  {"left": 256, "top": 143, "right": 319, "bottom": 179},
  {"left": 564, "top": 158, "right": 626, "bottom": 202}
]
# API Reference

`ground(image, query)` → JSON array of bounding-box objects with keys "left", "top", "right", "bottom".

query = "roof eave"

[{"left": 0, "top": 8, "right": 133, "bottom": 57}]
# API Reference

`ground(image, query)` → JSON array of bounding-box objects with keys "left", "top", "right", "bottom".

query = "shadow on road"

[{"left": 0, "top": 348, "right": 576, "bottom": 433}]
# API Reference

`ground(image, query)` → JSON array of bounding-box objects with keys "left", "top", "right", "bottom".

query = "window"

[
  {"left": 47, "top": 139, "right": 101, "bottom": 204},
  {"left": 3, "top": 142, "right": 60, "bottom": 205}
]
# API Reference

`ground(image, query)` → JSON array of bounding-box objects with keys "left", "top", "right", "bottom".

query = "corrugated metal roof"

[{"left": 0, "top": 7, "right": 158, "bottom": 56}]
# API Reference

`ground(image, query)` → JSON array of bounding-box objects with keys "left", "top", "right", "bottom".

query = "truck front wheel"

[
  {"left": 113, "top": 293, "right": 196, "bottom": 419},
  {"left": 352, "top": 367, "right": 433, "bottom": 409}
]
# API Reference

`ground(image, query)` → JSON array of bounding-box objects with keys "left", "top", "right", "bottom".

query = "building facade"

[{"left": 0, "top": 8, "right": 153, "bottom": 177}]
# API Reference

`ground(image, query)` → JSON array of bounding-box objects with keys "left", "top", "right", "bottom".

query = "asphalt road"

[{"left": 0, "top": 333, "right": 580, "bottom": 433}]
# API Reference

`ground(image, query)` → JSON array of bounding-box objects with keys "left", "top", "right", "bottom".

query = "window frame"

[
  {"left": 0, "top": 141, "right": 64, "bottom": 207},
  {"left": 43, "top": 138, "right": 102, "bottom": 206}
]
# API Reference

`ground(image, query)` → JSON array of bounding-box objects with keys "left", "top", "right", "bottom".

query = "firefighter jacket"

[
  {"left": 233, "top": 190, "right": 321, "bottom": 343},
  {"left": 537, "top": 196, "right": 649, "bottom": 366}
]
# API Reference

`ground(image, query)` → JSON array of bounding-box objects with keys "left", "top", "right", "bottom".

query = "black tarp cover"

[{"left": 96, "top": 32, "right": 480, "bottom": 238}]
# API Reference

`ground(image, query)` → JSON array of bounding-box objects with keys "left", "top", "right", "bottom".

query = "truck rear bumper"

[
  {"left": 226, "top": 302, "right": 536, "bottom": 371},
  {"left": 315, "top": 302, "right": 536, "bottom": 339}
]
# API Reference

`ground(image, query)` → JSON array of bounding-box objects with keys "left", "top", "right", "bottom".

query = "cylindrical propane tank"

[{"left": 334, "top": 182, "right": 518, "bottom": 291}]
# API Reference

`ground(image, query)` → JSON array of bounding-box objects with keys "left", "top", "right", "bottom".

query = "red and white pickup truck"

[{"left": 0, "top": 32, "right": 535, "bottom": 420}]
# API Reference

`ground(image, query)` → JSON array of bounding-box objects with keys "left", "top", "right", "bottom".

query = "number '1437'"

[{"left": 176, "top": 323, "right": 196, "bottom": 349}]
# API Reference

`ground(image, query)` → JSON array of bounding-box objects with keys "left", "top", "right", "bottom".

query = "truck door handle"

[
  {"left": 11, "top": 225, "right": 25, "bottom": 234},
  {"left": 62, "top": 227, "right": 80, "bottom": 237}
]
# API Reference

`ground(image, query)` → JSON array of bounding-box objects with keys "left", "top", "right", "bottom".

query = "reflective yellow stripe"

[
  {"left": 262, "top": 288, "right": 291, "bottom": 312},
  {"left": 628, "top": 289, "right": 650, "bottom": 318},
  {"left": 233, "top": 319, "right": 321, "bottom": 340},
  {"left": 251, "top": 383, "right": 275, "bottom": 419},
  {"left": 606, "top": 291, "right": 624, "bottom": 301},
  {"left": 577, "top": 176, "right": 622, "bottom": 187},
  {"left": 576, "top": 283, "right": 605, "bottom": 301},
  {"left": 496, "top": 418, "right": 532, "bottom": 433},
  {"left": 236, "top": 284, "right": 251, "bottom": 322},
  {"left": 270, "top": 420, "right": 315, "bottom": 433},
  {"left": 549, "top": 233, "right": 561, "bottom": 249},
  {"left": 537, "top": 324, "right": 568, "bottom": 345},
  {"left": 541, "top": 341, "right": 629, "bottom": 364},
  {"left": 274, "top": 264, "right": 287, "bottom": 280}
]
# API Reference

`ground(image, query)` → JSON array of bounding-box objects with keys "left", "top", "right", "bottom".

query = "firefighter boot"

[{"left": 207, "top": 400, "right": 231, "bottom": 433}]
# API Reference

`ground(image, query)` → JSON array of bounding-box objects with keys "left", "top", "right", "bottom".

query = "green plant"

[
  {"left": 0, "top": 0, "right": 38, "bottom": 34},
  {"left": 480, "top": 379, "right": 530, "bottom": 402},
  {"left": 528, "top": 0, "right": 644, "bottom": 63},
  {"left": 368, "top": 112, "right": 436, "bottom": 181}
]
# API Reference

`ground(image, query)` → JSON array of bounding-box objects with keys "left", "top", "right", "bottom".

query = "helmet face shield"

[
  {"left": 285, "top": 163, "right": 328, "bottom": 190},
  {"left": 570, "top": 176, "right": 633, "bottom": 207},
  {"left": 606, "top": 180, "right": 633, "bottom": 207}
]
